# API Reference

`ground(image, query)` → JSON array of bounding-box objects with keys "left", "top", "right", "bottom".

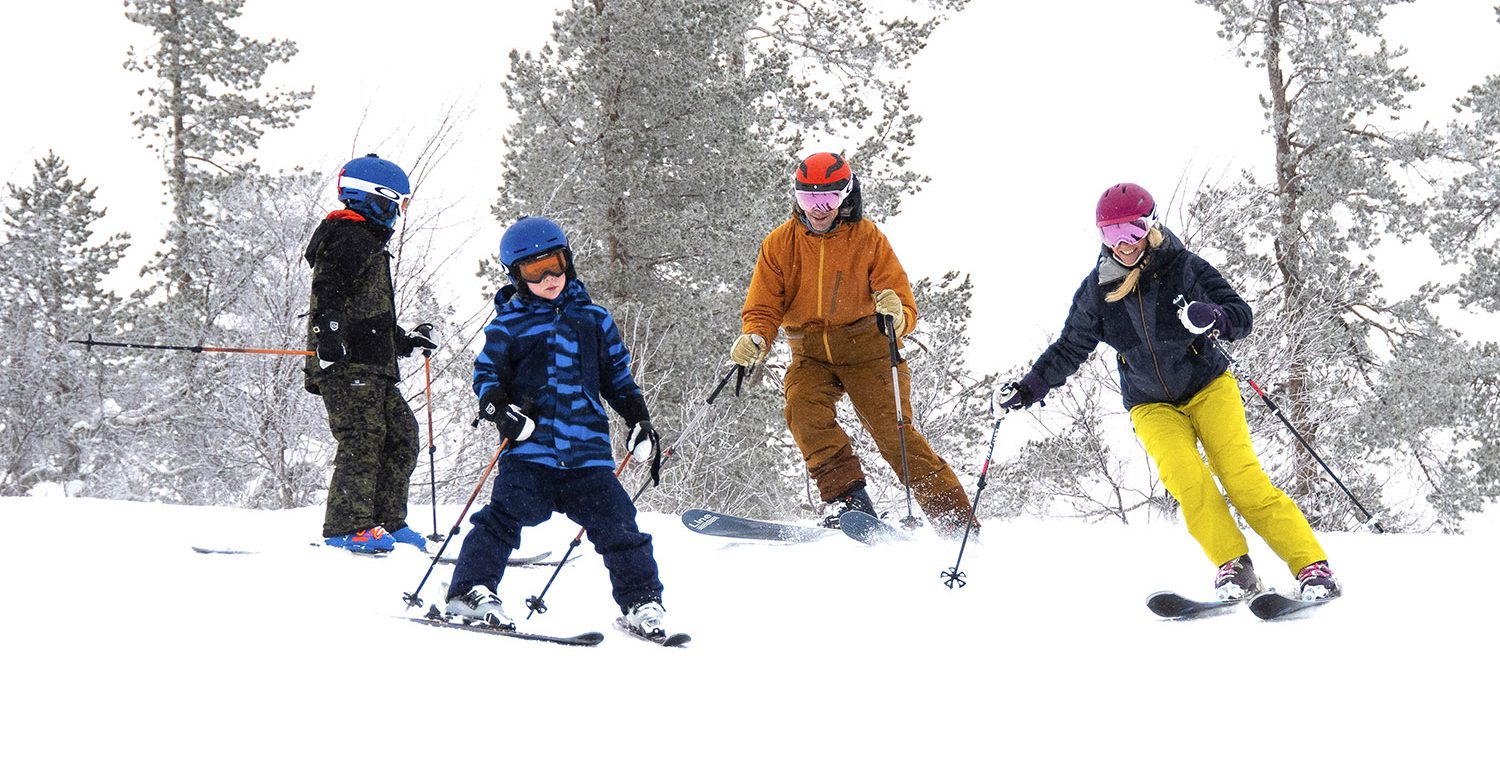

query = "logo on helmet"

[
  {"left": 336, "top": 154, "right": 411, "bottom": 228},
  {"left": 795, "top": 152, "right": 852, "bottom": 192}
]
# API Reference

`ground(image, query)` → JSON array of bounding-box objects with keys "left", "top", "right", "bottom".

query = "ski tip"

[{"left": 1248, "top": 590, "right": 1336, "bottom": 620}]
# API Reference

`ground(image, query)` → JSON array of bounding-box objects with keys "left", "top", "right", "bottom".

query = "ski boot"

[
  {"left": 1213, "top": 554, "right": 1262, "bottom": 601},
  {"left": 818, "top": 484, "right": 877, "bottom": 529},
  {"left": 1296, "top": 561, "right": 1340, "bottom": 601},
  {"left": 323, "top": 526, "right": 395, "bottom": 554},
  {"left": 445, "top": 585, "right": 514, "bottom": 629},
  {"left": 623, "top": 600, "right": 667, "bottom": 638}
]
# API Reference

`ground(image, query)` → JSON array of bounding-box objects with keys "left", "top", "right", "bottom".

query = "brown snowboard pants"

[{"left": 783, "top": 316, "right": 973, "bottom": 533}]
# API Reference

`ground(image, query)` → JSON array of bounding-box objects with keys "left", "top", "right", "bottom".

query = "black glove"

[
  {"left": 626, "top": 420, "right": 659, "bottom": 460},
  {"left": 495, "top": 405, "right": 535, "bottom": 443},
  {"left": 312, "top": 313, "right": 346, "bottom": 370},
  {"left": 409, "top": 323, "right": 438, "bottom": 355},
  {"left": 994, "top": 372, "right": 1048, "bottom": 412},
  {"left": 396, "top": 323, "right": 438, "bottom": 357},
  {"left": 478, "top": 388, "right": 534, "bottom": 443},
  {"left": 616, "top": 394, "right": 663, "bottom": 484}
]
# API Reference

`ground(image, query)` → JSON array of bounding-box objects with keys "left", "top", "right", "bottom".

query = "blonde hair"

[{"left": 1104, "top": 226, "right": 1165, "bottom": 302}]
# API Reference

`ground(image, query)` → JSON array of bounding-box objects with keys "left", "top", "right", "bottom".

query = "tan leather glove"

[
  {"left": 873, "top": 289, "right": 907, "bottom": 335},
  {"left": 730, "top": 333, "right": 767, "bottom": 366}
]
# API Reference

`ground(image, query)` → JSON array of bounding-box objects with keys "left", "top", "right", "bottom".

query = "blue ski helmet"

[
  {"left": 499, "top": 215, "right": 575, "bottom": 289},
  {"left": 500, "top": 215, "right": 570, "bottom": 266},
  {"left": 337, "top": 153, "right": 411, "bottom": 228}
]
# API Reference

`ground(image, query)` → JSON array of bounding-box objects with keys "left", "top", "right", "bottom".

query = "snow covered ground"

[{"left": 4, "top": 494, "right": 1493, "bottom": 760}]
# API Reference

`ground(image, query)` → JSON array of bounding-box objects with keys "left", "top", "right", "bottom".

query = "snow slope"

[{"left": 4, "top": 495, "right": 1493, "bottom": 761}]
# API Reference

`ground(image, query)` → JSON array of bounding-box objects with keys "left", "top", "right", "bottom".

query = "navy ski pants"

[{"left": 448, "top": 459, "right": 663, "bottom": 612}]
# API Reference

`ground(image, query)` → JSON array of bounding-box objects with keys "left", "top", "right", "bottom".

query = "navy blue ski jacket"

[
  {"left": 1029, "top": 227, "right": 1252, "bottom": 410},
  {"left": 474, "top": 279, "right": 642, "bottom": 469}
]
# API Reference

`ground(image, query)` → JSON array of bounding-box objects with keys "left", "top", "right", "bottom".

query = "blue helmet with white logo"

[{"left": 337, "top": 153, "right": 410, "bottom": 228}]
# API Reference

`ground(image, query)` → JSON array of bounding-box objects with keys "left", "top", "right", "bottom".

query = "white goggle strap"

[{"left": 338, "top": 173, "right": 408, "bottom": 203}]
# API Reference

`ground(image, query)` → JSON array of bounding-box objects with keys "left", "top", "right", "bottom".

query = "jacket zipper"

[
  {"left": 550, "top": 305, "right": 563, "bottom": 458},
  {"left": 1135, "top": 286, "right": 1173, "bottom": 400},
  {"left": 817, "top": 237, "right": 833, "bottom": 360}
]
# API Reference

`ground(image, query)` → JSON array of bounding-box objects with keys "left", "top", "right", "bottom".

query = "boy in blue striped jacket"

[{"left": 445, "top": 216, "right": 669, "bottom": 638}]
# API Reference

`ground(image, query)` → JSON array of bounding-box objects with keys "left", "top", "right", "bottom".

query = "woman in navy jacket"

[{"left": 997, "top": 183, "right": 1339, "bottom": 602}]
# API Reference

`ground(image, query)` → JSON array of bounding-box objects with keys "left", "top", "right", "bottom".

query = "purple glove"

[
  {"left": 1178, "top": 301, "right": 1228, "bottom": 335},
  {"left": 993, "top": 372, "right": 1048, "bottom": 412}
]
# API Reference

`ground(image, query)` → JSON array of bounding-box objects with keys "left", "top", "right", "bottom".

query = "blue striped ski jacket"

[{"left": 474, "top": 279, "right": 642, "bottom": 469}]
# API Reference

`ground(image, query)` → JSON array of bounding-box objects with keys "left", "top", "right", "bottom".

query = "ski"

[
  {"left": 837, "top": 511, "right": 912, "bottom": 545},
  {"left": 612, "top": 617, "right": 691, "bottom": 647},
  {"left": 428, "top": 551, "right": 565, "bottom": 567},
  {"left": 410, "top": 606, "right": 603, "bottom": 646},
  {"left": 681, "top": 508, "right": 835, "bottom": 543},
  {"left": 192, "top": 543, "right": 391, "bottom": 557},
  {"left": 1248, "top": 591, "right": 1338, "bottom": 621},
  {"left": 1146, "top": 591, "right": 1244, "bottom": 619}
]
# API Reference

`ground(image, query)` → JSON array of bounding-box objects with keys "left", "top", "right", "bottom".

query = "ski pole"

[
  {"left": 629, "top": 363, "right": 741, "bottom": 502},
  {"left": 68, "top": 333, "right": 312, "bottom": 356},
  {"left": 880, "top": 314, "right": 920, "bottom": 530},
  {"left": 1173, "top": 296, "right": 1385, "bottom": 533},
  {"left": 420, "top": 352, "right": 443, "bottom": 542},
  {"left": 525, "top": 453, "right": 633, "bottom": 619},
  {"left": 941, "top": 391, "right": 1012, "bottom": 589},
  {"left": 401, "top": 441, "right": 508, "bottom": 609}
]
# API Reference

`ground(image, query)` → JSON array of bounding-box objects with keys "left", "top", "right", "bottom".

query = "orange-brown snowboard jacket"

[{"left": 741, "top": 216, "right": 917, "bottom": 355}]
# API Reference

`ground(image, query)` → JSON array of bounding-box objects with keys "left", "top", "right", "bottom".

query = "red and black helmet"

[{"left": 794, "top": 152, "right": 852, "bottom": 191}]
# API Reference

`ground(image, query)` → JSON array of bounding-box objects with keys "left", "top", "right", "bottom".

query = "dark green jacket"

[{"left": 303, "top": 210, "right": 401, "bottom": 394}]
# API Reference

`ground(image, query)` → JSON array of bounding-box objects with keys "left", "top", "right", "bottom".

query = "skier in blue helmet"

[
  {"left": 302, "top": 153, "right": 436, "bottom": 554},
  {"left": 443, "top": 215, "right": 674, "bottom": 641}
]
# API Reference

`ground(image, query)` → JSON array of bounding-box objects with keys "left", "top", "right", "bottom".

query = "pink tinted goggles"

[
  {"left": 795, "top": 185, "right": 850, "bottom": 213},
  {"left": 1100, "top": 218, "right": 1151, "bottom": 247}
]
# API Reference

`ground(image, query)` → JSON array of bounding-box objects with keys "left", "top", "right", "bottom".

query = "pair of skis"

[
  {"left": 410, "top": 605, "right": 690, "bottom": 648},
  {"left": 1147, "top": 590, "right": 1338, "bottom": 621},
  {"left": 681, "top": 508, "right": 911, "bottom": 546}
]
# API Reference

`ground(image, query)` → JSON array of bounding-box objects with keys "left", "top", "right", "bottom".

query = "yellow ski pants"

[{"left": 1129, "top": 372, "right": 1326, "bottom": 575}]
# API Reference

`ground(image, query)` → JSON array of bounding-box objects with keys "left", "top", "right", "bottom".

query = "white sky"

[{"left": 4, "top": 1, "right": 1498, "bottom": 376}]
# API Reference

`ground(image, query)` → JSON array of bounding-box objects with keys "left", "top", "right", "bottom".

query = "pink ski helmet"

[
  {"left": 1098, "top": 183, "right": 1152, "bottom": 226},
  {"left": 1096, "top": 183, "right": 1160, "bottom": 247},
  {"left": 1096, "top": 182, "right": 1156, "bottom": 226}
]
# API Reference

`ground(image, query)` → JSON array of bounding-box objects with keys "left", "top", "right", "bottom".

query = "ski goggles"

[
  {"left": 1099, "top": 218, "right": 1151, "bottom": 248},
  {"left": 513, "top": 250, "right": 569, "bottom": 283},
  {"left": 338, "top": 174, "right": 412, "bottom": 215},
  {"left": 795, "top": 184, "right": 851, "bottom": 213}
]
